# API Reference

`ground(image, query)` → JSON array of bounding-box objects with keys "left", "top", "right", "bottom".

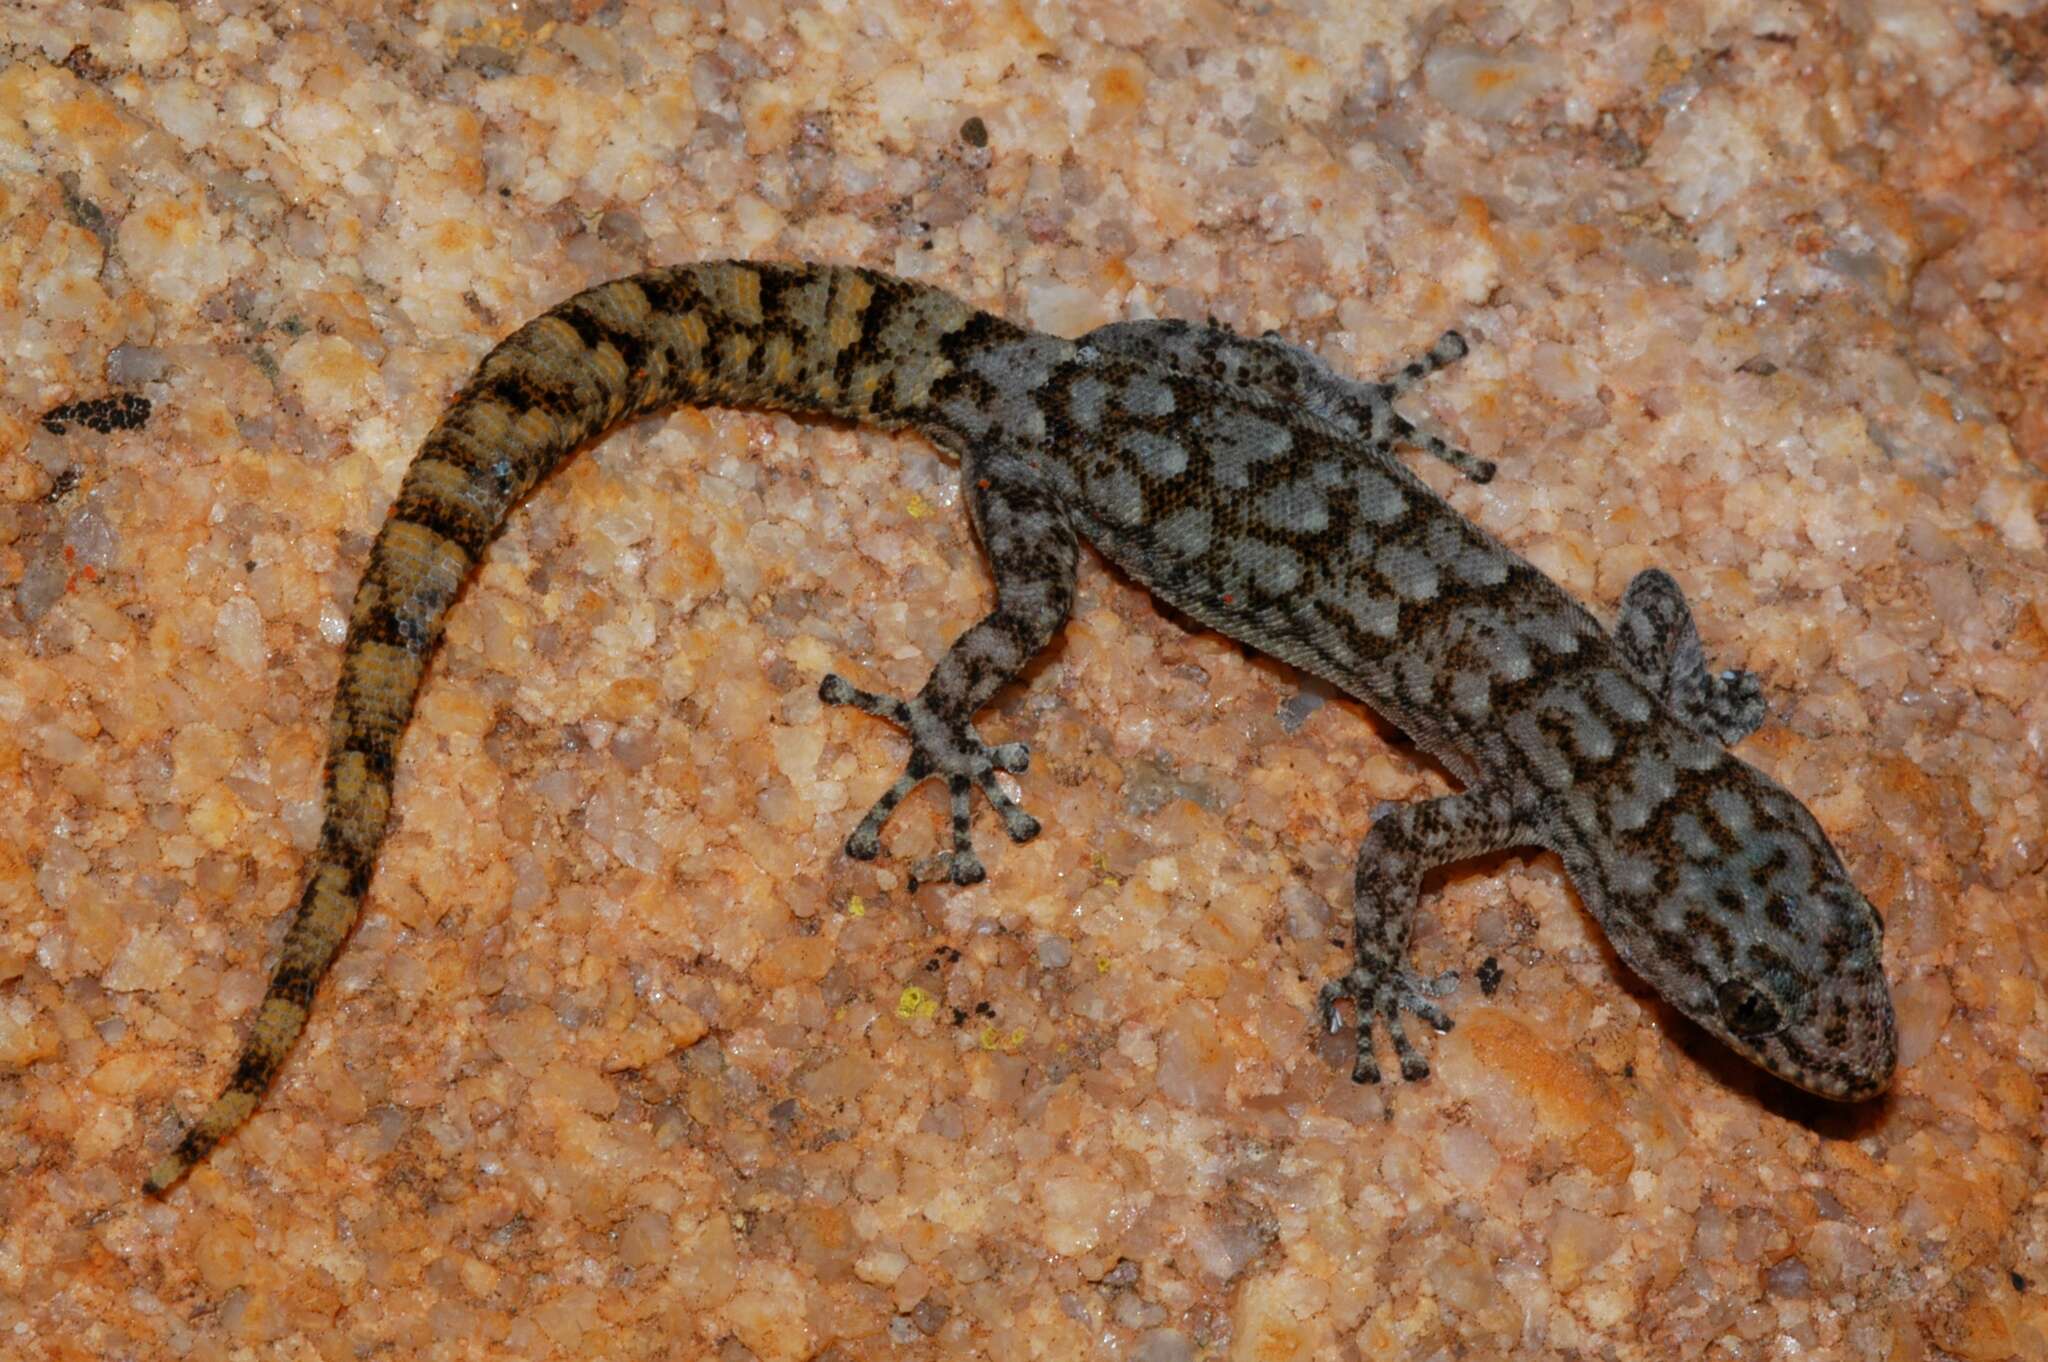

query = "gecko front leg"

[
  {"left": 1613, "top": 567, "right": 1767, "bottom": 746},
  {"left": 1319, "top": 786, "right": 1539, "bottom": 1083},
  {"left": 823, "top": 449, "right": 1077, "bottom": 886}
]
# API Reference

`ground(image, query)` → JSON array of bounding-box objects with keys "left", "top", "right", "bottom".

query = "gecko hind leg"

[
  {"left": 1078, "top": 319, "right": 1494, "bottom": 483},
  {"left": 1251, "top": 325, "right": 1490, "bottom": 480},
  {"left": 1376, "top": 330, "right": 1495, "bottom": 483},
  {"left": 1388, "top": 412, "right": 1497, "bottom": 485},
  {"left": 1379, "top": 329, "right": 1470, "bottom": 398},
  {"left": 1255, "top": 327, "right": 1493, "bottom": 483},
  {"left": 1318, "top": 788, "right": 1535, "bottom": 1083},
  {"left": 822, "top": 455, "right": 1078, "bottom": 887}
]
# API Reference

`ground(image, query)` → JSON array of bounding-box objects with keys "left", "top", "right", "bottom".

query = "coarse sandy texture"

[{"left": 3, "top": 2, "right": 2045, "bottom": 1359}]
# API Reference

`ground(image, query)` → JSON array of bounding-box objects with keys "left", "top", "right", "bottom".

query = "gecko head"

[
  {"left": 1602, "top": 758, "right": 1896, "bottom": 1102},
  {"left": 1697, "top": 872, "right": 1896, "bottom": 1104}
]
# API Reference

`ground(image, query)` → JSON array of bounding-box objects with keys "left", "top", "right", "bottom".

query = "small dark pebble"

[
  {"left": 960, "top": 116, "right": 988, "bottom": 147},
  {"left": 1476, "top": 956, "right": 1503, "bottom": 996},
  {"left": 42, "top": 393, "right": 151, "bottom": 435}
]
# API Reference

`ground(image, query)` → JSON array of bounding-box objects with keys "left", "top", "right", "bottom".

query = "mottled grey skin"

[
  {"left": 997, "top": 315, "right": 1892, "bottom": 1102},
  {"left": 150, "top": 261, "right": 1892, "bottom": 1196}
]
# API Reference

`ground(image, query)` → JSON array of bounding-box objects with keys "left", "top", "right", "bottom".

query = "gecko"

[{"left": 143, "top": 260, "right": 1895, "bottom": 1194}]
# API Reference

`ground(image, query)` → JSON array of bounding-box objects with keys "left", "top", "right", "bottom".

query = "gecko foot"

[
  {"left": 1317, "top": 960, "right": 1461, "bottom": 1084},
  {"left": 820, "top": 673, "right": 1040, "bottom": 886}
]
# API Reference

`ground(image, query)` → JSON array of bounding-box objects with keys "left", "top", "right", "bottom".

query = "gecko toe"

[
  {"left": 911, "top": 849, "right": 986, "bottom": 888},
  {"left": 1388, "top": 1011, "right": 1431, "bottom": 1082},
  {"left": 976, "top": 768, "right": 1041, "bottom": 842},
  {"left": 1318, "top": 960, "right": 1461, "bottom": 1086},
  {"left": 1407, "top": 996, "right": 1454, "bottom": 1034},
  {"left": 989, "top": 741, "right": 1031, "bottom": 774}
]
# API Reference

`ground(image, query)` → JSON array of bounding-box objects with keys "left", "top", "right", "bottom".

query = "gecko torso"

[{"left": 145, "top": 261, "right": 1894, "bottom": 1194}]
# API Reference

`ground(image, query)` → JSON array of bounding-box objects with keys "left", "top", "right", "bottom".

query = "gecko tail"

[
  {"left": 143, "top": 848, "right": 364, "bottom": 1195},
  {"left": 142, "top": 1004, "right": 304, "bottom": 1194},
  {"left": 144, "top": 262, "right": 1004, "bottom": 1194}
]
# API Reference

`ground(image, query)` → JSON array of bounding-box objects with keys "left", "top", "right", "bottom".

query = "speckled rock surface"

[{"left": 3, "top": 2, "right": 2045, "bottom": 1359}]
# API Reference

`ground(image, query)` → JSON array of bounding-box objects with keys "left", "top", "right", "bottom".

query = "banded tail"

[{"left": 145, "top": 262, "right": 1012, "bottom": 1193}]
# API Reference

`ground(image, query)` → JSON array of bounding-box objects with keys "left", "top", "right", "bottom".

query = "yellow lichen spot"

[
  {"left": 1096, "top": 956, "right": 1113, "bottom": 975},
  {"left": 844, "top": 896, "right": 867, "bottom": 918},
  {"left": 977, "top": 1025, "right": 1028, "bottom": 1052},
  {"left": 895, "top": 986, "right": 939, "bottom": 1022},
  {"left": 904, "top": 494, "right": 934, "bottom": 521}
]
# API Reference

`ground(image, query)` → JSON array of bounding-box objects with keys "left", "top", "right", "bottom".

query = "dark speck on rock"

[{"left": 1476, "top": 956, "right": 1503, "bottom": 996}]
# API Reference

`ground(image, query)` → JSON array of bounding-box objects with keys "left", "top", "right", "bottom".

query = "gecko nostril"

[{"left": 1715, "top": 978, "right": 1785, "bottom": 1039}]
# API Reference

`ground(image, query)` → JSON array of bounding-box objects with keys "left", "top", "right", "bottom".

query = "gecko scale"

[{"left": 144, "top": 261, "right": 1895, "bottom": 1194}]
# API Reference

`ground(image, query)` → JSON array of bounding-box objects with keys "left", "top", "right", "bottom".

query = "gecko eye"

[{"left": 1715, "top": 979, "right": 1784, "bottom": 1039}]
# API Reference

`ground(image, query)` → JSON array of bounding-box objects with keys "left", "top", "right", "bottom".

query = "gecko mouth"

[{"left": 1748, "top": 1001, "right": 1897, "bottom": 1102}]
